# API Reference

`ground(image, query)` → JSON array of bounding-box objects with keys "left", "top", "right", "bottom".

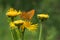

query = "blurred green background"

[{"left": 0, "top": 0, "right": 60, "bottom": 40}]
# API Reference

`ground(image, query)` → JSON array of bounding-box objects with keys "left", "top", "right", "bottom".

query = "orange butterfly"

[{"left": 20, "top": 9, "right": 35, "bottom": 20}]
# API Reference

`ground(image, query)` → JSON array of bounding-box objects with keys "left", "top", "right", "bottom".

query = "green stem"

[
  {"left": 22, "top": 32, "right": 24, "bottom": 40},
  {"left": 11, "top": 29, "right": 18, "bottom": 40},
  {"left": 10, "top": 29, "right": 14, "bottom": 40},
  {"left": 10, "top": 28, "right": 21, "bottom": 40},
  {"left": 11, "top": 17, "right": 14, "bottom": 22},
  {"left": 16, "top": 28, "right": 21, "bottom": 40},
  {"left": 21, "top": 28, "right": 25, "bottom": 40},
  {"left": 39, "top": 20, "right": 43, "bottom": 40}
]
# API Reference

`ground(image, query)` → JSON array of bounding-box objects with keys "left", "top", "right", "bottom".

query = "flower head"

[
  {"left": 23, "top": 21, "right": 38, "bottom": 32},
  {"left": 14, "top": 20, "right": 24, "bottom": 26},
  {"left": 9, "top": 20, "right": 24, "bottom": 29},
  {"left": 9, "top": 22, "right": 16, "bottom": 29},
  {"left": 37, "top": 14, "right": 49, "bottom": 21},
  {"left": 27, "top": 24, "right": 38, "bottom": 32},
  {"left": 6, "top": 8, "right": 22, "bottom": 17}
]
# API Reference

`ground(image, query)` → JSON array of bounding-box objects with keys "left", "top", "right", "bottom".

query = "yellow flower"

[
  {"left": 23, "top": 21, "right": 31, "bottom": 27},
  {"left": 18, "top": 10, "right": 22, "bottom": 15},
  {"left": 9, "top": 20, "right": 38, "bottom": 32},
  {"left": 23, "top": 21, "right": 37, "bottom": 31},
  {"left": 18, "top": 21, "right": 31, "bottom": 32},
  {"left": 13, "top": 20, "right": 24, "bottom": 29},
  {"left": 37, "top": 14, "right": 49, "bottom": 19},
  {"left": 14, "top": 20, "right": 24, "bottom": 25},
  {"left": 9, "top": 22, "right": 16, "bottom": 29},
  {"left": 6, "top": 8, "right": 22, "bottom": 17},
  {"left": 9, "top": 20, "right": 24, "bottom": 29},
  {"left": 27, "top": 24, "right": 38, "bottom": 32}
]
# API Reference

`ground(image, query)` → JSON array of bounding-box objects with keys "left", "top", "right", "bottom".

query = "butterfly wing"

[
  {"left": 20, "top": 12, "right": 27, "bottom": 19},
  {"left": 27, "top": 9, "right": 35, "bottom": 19},
  {"left": 20, "top": 9, "right": 35, "bottom": 20}
]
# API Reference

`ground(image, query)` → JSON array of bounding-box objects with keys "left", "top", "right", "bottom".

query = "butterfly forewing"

[{"left": 27, "top": 9, "right": 35, "bottom": 19}]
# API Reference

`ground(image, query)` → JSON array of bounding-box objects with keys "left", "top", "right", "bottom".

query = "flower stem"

[
  {"left": 39, "top": 20, "right": 42, "bottom": 40},
  {"left": 11, "top": 29, "right": 18, "bottom": 40},
  {"left": 16, "top": 28, "right": 21, "bottom": 40},
  {"left": 21, "top": 28, "right": 25, "bottom": 40},
  {"left": 10, "top": 29, "right": 14, "bottom": 40},
  {"left": 11, "top": 17, "right": 14, "bottom": 22}
]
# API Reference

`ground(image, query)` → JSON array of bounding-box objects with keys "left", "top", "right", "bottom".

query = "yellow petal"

[
  {"left": 37, "top": 14, "right": 49, "bottom": 19},
  {"left": 23, "top": 21, "right": 31, "bottom": 27},
  {"left": 14, "top": 20, "right": 24, "bottom": 25},
  {"left": 17, "top": 10, "right": 22, "bottom": 15},
  {"left": 27, "top": 24, "right": 38, "bottom": 31},
  {"left": 6, "top": 8, "right": 22, "bottom": 17},
  {"left": 23, "top": 21, "right": 38, "bottom": 32},
  {"left": 9, "top": 22, "right": 16, "bottom": 29}
]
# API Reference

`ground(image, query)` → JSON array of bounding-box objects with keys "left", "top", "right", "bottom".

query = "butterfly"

[{"left": 20, "top": 9, "right": 35, "bottom": 20}]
